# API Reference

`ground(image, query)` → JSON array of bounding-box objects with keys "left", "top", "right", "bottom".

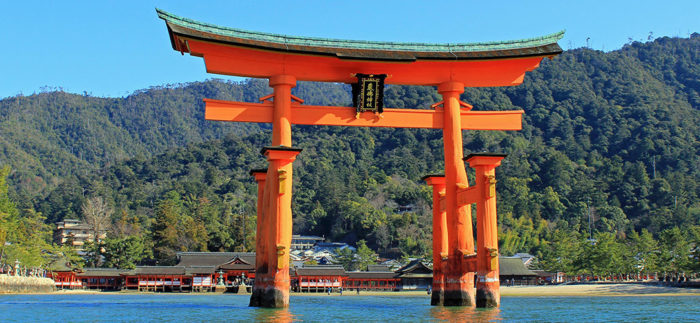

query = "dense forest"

[{"left": 0, "top": 34, "right": 698, "bottom": 274}]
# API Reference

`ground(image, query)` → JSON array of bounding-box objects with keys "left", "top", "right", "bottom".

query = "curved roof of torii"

[{"left": 157, "top": 9, "right": 564, "bottom": 86}]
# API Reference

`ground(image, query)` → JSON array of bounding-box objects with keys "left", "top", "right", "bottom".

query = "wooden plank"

[{"left": 204, "top": 99, "right": 522, "bottom": 130}]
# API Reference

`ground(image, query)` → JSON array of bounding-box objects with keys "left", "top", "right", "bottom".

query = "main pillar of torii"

[{"left": 157, "top": 8, "right": 562, "bottom": 308}]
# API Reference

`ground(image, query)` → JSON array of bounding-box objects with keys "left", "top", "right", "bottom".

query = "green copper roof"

[{"left": 157, "top": 8, "right": 563, "bottom": 57}]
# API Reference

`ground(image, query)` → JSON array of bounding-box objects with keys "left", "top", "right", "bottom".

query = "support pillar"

[
  {"left": 466, "top": 153, "right": 506, "bottom": 308},
  {"left": 250, "top": 168, "right": 268, "bottom": 298},
  {"left": 437, "top": 81, "right": 475, "bottom": 306},
  {"left": 250, "top": 147, "right": 301, "bottom": 307},
  {"left": 423, "top": 175, "right": 447, "bottom": 306},
  {"left": 250, "top": 74, "right": 300, "bottom": 308},
  {"left": 270, "top": 75, "right": 295, "bottom": 147}
]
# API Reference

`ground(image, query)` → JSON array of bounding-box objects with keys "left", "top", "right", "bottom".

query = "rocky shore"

[{"left": 0, "top": 274, "right": 55, "bottom": 294}]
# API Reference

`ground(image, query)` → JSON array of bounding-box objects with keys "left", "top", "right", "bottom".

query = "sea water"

[{"left": 1, "top": 294, "right": 698, "bottom": 322}]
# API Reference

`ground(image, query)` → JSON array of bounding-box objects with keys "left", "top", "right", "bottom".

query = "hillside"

[
  {"left": 0, "top": 35, "right": 698, "bottom": 272},
  {"left": 0, "top": 80, "right": 352, "bottom": 197}
]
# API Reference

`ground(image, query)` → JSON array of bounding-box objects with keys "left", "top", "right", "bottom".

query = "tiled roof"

[
  {"left": 185, "top": 266, "right": 216, "bottom": 275},
  {"left": 218, "top": 256, "right": 255, "bottom": 271},
  {"left": 46, "top": 258, "right": 75, "bottom": 272},
  {"left": 346, "top": 271, "right": 398, "bottom": 279},
  {"left": 397, "top": 260, "right": 432, "bottom": 274},
  {"left": 128, "top": 266, "right": 187, "bottom": 275},
  {"left": 77, "top": 268, "right": 123, "bottom": 277},
  {"left": 295, "top": 265, "right": 346, "bottom": 276},
  {"left": 367, "top": 265, "right": 393, "bottom": 272},
  {"left": 176, "top": 252, "right": 255, "bottom": 267},
  {"left": 499, "top": 257, "right": 538, "bottom": 276},
  {"left": 157, "top": 8, "right": 563, "bottom": 62}
]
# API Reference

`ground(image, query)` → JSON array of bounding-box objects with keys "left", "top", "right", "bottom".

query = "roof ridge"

[
  {"left": 177, "top": 251, "right": 254, "bottom": 255},
  {"left": 156, "top": 8, "right": 564, "bottom": 52}
]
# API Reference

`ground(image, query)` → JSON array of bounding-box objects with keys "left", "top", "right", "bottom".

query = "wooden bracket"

[
  {"left": 430, "top": 100, "right": 444, "bottom": 109},
  {"left": 355, "top": 111, "right": 385, "bottom": 120},
  {"left": 259, "top": 94, "right": 274, "bottom": 102},
  {"left": 463, "top": 253, "right": 477, "bottom": 272},
  {"left": 276, "top": 245, "right": 287, "bottom": 270},
  {"left": 259, "top": 94, "right": 304, "bottom": 104},
  {"left": 440, "top": 252, "right": 449, "bottom": 261},
  {"left": 459, "top": 100, "right": 473, "bottom": 110},
  {"left": 460, "top": 249, "right": 477, "bottom": 259},
  {"left": 431, "top": 100, "right": 473, "bottom": 111},
  {"left": 278, "top": 170, "right": 287, "bottom": 194},
  {"left": 291, "top": 94, "right": 304, "bottom": 104},
  {"left": 487, "top": 247, "right": 499, "bottom": 258},
  {"left": 487, "top": 175, "right": 497, "bottom": 198},
  {"left": 487, "top": 247, "right": 499, "bottom": 271}
]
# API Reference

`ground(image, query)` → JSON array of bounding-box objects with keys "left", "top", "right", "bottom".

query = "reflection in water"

[
  {"left": 430, "top": 306, "right": 501, "bottom": 322},
  {"left": 255, "top": 308, "right": 298, "bottom": 323}
]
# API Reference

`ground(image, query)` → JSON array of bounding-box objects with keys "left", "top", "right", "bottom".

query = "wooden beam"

[
  {"left": 204, "top": 99, "right": 522, "bottom": 130},
  {"left": 457, "top": 186, "right": 480, "bottom": 207}
]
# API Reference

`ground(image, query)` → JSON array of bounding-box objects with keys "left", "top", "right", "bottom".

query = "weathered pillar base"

[
  {"left": 250, "top": 286, "right": 288, "bottom": 308},
  {"left": 443, "top": 273, "right": 475, "bottom": 306},
  {"left": 476, "top": 287, "right": 500, "bottom": 308},
  {"left": 430, "top": 276, "right": 445, "bottom": 306},
  {"left": 430, "top": 292, "right": 444, "bottom": 306},
  {"left": 443, "top": 290, "right": 475, "bottom": 307}
]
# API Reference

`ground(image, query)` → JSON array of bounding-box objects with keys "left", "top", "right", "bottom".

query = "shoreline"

[{"left": 5, "top": 283, "right": 699, "bottom": 297}]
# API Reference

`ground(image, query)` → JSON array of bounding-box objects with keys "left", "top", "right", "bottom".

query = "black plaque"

[{"left": 352, "top": 74, "right": 386, "bottom": 115}]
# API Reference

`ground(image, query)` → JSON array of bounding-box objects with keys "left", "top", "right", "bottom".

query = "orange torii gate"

[{"left": 157, "top": 9, "right": 562, "bottom": 308}]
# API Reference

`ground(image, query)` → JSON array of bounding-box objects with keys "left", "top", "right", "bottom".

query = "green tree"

[
  {"left": 354, "top": 240, "right": 377, "bottom": 271},
  {"left": 335, "top": 247, "right": 355, "bottom": 271},
  {"left": 153, "top": 194, "right": 181, "bottom": 265},
  {"left": 537, "top": 228, "right": 583, "bottom": 273},
  {"left": 576, "top": 232, "right": 633, "bottom": 278},
  {"left": 0, "top": 166, "right": 19, "bottom": 264},
  {"left": 657, "top": 227, "right": 692, "bottom": 272},
  {"left": 628, "top": 229, "right": 659, "bottom": 273},
  {"left": 102, "top": 235, "right": 151, "bottom": 269}
]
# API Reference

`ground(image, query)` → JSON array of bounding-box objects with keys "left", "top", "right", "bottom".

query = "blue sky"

[{"left": 2, "top": 1, "right": 699, "bottom": 99}]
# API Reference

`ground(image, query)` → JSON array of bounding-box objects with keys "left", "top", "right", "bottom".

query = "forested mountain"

[{"left": 0, "top": 34, "right": 698, "bottom": 273}]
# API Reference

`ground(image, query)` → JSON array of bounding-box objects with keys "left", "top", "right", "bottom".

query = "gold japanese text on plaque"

[{"left": 352, "top": 74, "right": 386, "bottom": 117}]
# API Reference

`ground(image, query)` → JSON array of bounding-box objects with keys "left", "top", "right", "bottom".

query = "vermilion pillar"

[
  {"left": 438, "top": 81, "right": 475, "bottom": 306},
  {"left": 270, "top": 75, "right": 295, "bottom": 147},
  {"left": 423, "top": 175, "right": 447, "bottom": 306},
  {"left": 466, "top": 153, "right": 506, "bottom": 308},
  {"left": 250, "top": 74, "right": 301, "bottom": 308},
  {"left": 250, "top": 147, "right": 301, "bottom": 307},
  {"left": 250, "top": 168, "right": 267, "bottom": 288}
]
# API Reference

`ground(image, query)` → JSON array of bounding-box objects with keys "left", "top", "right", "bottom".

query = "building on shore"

[
  {"left": 346, "top": 265, "right": 400, "bottom": 291},
  {"left": 48, "top": 253, "right": 542, "bottom": 291},
  {"left": 291, "top": 235, "right": 325, "bottom": 251},
  {"left": 498, "top": 257, "right": 539, "bottom": 286},
  {"left": 395, "top": 260, "right": 433, "bottom": 290},
  {"left": 54, "top": 219, "right": 106, "bottom": 251},
  {"left": 293, "top": 265, "right": 345, "bottom": 292}
]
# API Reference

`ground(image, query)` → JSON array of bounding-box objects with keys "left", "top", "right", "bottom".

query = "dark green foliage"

[{"left": 102, "top": 236, "right": 151, "bottom": 269}]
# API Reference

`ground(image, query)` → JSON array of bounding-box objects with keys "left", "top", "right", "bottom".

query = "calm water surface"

[{"left": 1, "top": 294, "right": 699, "bottom": 322}]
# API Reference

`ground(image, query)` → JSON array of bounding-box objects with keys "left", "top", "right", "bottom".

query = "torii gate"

[{"left": 158, "top": 9, "right": 562, "bottom": 308}]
